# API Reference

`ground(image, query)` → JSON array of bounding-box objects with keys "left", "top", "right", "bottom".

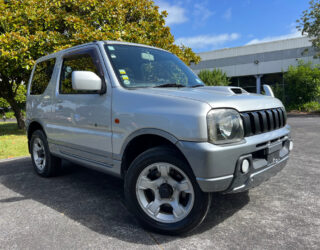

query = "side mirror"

[
  {"left": 72, "top": 71, "right": 102, "bottom": 91},
  {"left": 263, "top": 84, "right": 275, "bottom": 97}
]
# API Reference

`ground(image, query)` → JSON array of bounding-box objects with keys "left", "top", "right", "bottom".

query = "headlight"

[{"left": 207, "top": 109, "right": 244, "bottom": 144}]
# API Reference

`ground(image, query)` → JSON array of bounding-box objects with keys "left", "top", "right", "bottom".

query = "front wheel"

[{"left": 124, "top": 146, "right": 211, "bottom": 235}]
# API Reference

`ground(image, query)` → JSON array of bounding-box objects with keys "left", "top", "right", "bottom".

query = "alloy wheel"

[{"left": 135, "top": 162, "right": 195, "bottom": 223}]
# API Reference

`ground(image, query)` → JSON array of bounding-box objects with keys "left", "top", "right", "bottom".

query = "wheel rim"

[
  {"left": 32, "top": 138, "right": 46, "bottom": 171},
  {"left": 135, "top": 162, "right": 195, "bottom": 223}
]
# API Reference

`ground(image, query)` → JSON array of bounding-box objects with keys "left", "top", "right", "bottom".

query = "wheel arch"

[
  {"left": 27, "top": 120, "right": 47, "bottom": 153},
  {"left": 120, "top": 129, "right": 190, "bottom": 178}
]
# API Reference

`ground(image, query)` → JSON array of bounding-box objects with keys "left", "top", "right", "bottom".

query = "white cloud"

[
  {"left": 246, "top": 26, "right": 304, "bottom": 45},
  {"left": 175, "top": 33, "right": 241, "bottom": 50},
  {"left": 157, "top": 1, "right": 187, "bottom": 25},
  {"left": 223, "top": 8, "right": 232, "bottom": 20},
  {"left": 193, "top": 2, "right": 214, "bottom": 25}
]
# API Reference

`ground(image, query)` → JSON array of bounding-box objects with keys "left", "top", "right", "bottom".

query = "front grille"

[{"left": 240, "top": 108, "right": 287, "bottom": 137}]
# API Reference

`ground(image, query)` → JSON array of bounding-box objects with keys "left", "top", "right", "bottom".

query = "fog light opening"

[
  {"left": 289, "top": 141, "right": 293, "bottom": 151},
  {"left": 241, "top": 159, "right": 250, "bottom": 173}
]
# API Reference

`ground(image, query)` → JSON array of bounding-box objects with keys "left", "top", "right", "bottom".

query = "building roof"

[
  {"left": 198, "top": 36, "right": 312, "bottom": 61},
  {"left": 191, "top": 36, "right": 319, "bottom": 77}
]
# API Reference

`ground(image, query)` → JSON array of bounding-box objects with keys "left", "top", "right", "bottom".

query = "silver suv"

[{"left": 26, "top": 41, "right": 292, "bottom": 234}]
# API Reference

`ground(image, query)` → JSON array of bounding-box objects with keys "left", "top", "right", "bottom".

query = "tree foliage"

[
  {"left": 198, "top": 69, "right": 230, "bottom": 86},
  {"left": 0, "top": 97, "right": 9, "bottom": 109},
  {"left": 0, "top": 0, "right": 200, "bottom": 128},
  {"left": 297, "top": 0, "right": 320, "bottom": 56},
  {"left": 0, "top": 84, "right": 26, "bottom": 109},
  {"left": 284, "top": 61, "right": 320, "bottom": 109},
  {"left": 271, "top": 83, "right": 286, "bottom": 106}
]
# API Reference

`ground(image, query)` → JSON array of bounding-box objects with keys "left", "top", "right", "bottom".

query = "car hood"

[{"left": 134, "top": 86, "right": 283, "bottom": 112}]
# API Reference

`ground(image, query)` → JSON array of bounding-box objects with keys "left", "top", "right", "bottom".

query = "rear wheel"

[
  {"left": 124, "top": 146, "right": 211, "bottom": 235},
  {"left": 30, "top": 130, "right": 61, "bottom": 177}
]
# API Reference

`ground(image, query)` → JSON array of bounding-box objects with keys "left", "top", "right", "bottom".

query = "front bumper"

[
  {"left": 177, "top": 125, "right": 291, "bottom": 192},
  {"left": 223, "top": 153, "right": 289, "bottom": 194}
]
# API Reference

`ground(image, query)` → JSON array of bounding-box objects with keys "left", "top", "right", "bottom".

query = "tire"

[
  {"left": 124, "top": 146, "right": 211, "bottom": 235},
  {"left": 30, "top": 130, "right": 61, "bottom": 177}
]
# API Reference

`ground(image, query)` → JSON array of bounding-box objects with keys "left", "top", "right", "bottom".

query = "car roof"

[{"left": 35, "top": 41, "right": 168, "bottom": 63}]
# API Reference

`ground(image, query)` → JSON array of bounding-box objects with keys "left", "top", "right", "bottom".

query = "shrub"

[
  {"left": 198, "top": 69, "right": 230, "bottom": 86},
  {"left": 299, "top": 101, "right": 320, "bottom": 112},
  {"left": 284, "top": 61, "right": 320, "bottom": 109},
  {"left": 4, "top": 112, "right": 15, "bottom": 119},
  {"left": 272, "top": 83, "right": 286, "bottom": 105}
]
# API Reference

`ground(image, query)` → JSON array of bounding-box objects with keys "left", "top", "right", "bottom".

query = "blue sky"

[{"left": 155, "top": 0, "right": 310, "bottom": 52}]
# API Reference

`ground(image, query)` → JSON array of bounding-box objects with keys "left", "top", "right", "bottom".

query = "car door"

[{"left": 50, "top": 46, "right": 113, "bottom": 167}]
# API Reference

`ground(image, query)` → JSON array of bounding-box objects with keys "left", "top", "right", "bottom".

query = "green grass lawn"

[{"left": 0, "top": 122, "right": 29, "bottom": 159}]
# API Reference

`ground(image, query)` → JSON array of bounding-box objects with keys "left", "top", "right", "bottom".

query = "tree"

[
  {"left": 0, "top": 0, "right": 200, "bottom": 128},
  {"left": 0, "top": 84, "right": 26, "bottom": 109},
  {"left": 198, "top": 69, "right": 230, "bottom": 86},
  {"left": 0, "top": 97, "right": 9, "bottom": 109},
  {"left": 297, "top": 0, "right": 320, "bottom": 56},
  {"left": 284, "top": 61, "right": 320, "bottom": 109}
]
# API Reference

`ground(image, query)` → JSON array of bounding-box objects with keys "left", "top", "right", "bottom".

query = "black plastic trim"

[{"left": 241, "top": 108, "right": 286, "bottom": 137}]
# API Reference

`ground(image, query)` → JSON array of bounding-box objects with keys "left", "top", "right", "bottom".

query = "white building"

[{"left": 190, "top": 36, "right": 320, "bottom": 93}]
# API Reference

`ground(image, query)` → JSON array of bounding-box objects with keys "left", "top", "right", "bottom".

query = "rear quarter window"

[{"left": 30, "top": 58, "right": 56, "bottom": 95}]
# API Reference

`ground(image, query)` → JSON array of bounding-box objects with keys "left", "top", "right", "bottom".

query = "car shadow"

[{"left": 0, "top": 158, "right": 249, "bottom": 244}]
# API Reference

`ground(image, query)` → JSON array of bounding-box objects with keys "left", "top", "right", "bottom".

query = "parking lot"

[{"left": 0, "top": 116, "right": 319, "bottom": 249}]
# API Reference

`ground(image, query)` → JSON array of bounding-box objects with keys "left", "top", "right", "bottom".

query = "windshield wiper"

[
  {"left": 191, "top": 84, "right": 205, "bottom": 88},
  {"left": 154, "top": 83, "right": 185, "bottom": 88}
]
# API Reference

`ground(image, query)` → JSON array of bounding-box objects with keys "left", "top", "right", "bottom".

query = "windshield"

[{"left": 104, "top": 44, "right": 204, "bottom": 88}]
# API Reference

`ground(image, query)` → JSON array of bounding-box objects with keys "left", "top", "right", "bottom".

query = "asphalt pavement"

[{"left": 0, "top": 117, "right": 319, "bottom": 249}]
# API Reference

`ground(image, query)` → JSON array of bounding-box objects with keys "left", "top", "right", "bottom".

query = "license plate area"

[
  {"left": 267, "top": 141, "right": 282, "bottom": 154},
  {"left": 267, "top": 150, "right": 280, "bottom": 164},
  {"left": 267, "top": 141, "right": 282, "bottom": 164}
]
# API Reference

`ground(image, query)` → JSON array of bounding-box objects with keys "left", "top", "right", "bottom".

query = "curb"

[
  {"left": 0, "top": 156, "right": 30, "bottom": 163},
  {"left": 287, "top": 114, "right": 320, "bottom": 118}
]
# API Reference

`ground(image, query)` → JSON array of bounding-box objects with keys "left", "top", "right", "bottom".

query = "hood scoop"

[{"left": 201, "top": 86, "right": 248, "bottom": 95}]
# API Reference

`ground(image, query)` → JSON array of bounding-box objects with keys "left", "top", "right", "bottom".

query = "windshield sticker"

[
  {"left": 119, "top": 69, "right": 126, "bottom": 74},
  {"left": 108, "top": 46, "right": 115, "bottom": 50},
  {"left": 141, "top": 52, "right": 154, "bottom": 61},
  {"left": 123, "top": 80, "right": 130, "bottom": 85},
  {"left": 111, "top": 54, "right": 116, "bottom": 58},
  {"left": 122, "top": 75, "right": 129, "bottom": 80}
]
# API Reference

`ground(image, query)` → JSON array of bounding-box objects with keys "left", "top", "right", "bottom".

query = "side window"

[
  {"left": 30, "top": 58, "right": 56, "bottom": 95},
  {"left": 60, "top": 51, "right": 101, "bottom": 94}
]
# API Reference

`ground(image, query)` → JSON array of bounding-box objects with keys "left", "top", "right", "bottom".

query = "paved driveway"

[{"left": 0, "top": 117, "right": 319, "bottom": 249}]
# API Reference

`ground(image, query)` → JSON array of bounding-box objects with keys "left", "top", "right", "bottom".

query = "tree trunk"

[
  {"left": 1, "top": 78, "right": 26, "bottom": 130},
  {"left": 8, "top": 99, "right": 25, "bottom": 129}
]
